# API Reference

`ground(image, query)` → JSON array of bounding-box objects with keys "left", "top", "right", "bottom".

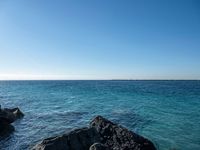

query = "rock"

[
  {"left": 90, "top": 116, "right": 156, "bottom": 150},
  {"left": 89, "top": 143, "right": 110, "bottom": 150},
  {"left": 32, "top": 127, "right": 101, "bottom": 150},
  {"left": 0, "top": 107, "right": 24, "bottom": 124},
  {"left": 0, "top": 107, "right": 24, "bottom": 136},
  {"left": 4, "top": 107, "right": 24, "bottom": 119},
  {"left": 0, "top": 121, "right": 15, "bottom": 136},
  {"left": 33, "top": 116, "right": 156, "bottom": 150}
]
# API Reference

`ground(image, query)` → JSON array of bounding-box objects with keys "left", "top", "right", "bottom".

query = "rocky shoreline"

[
  {"left": 0, "top": 106, "right": 24, "bottom": 136},
  {"left": 0, "top": 106, "right": 156, "bottom": 150},
  {"left": 33, "top": 116, "right": 156, "bottom": 150}
]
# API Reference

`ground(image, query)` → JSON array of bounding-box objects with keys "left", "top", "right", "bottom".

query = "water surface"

[{"left": 0, "top": 80, "right": 200, "bottom": 150}]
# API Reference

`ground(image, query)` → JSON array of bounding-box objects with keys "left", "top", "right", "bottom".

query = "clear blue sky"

[{"left": 0, "top": 0, "right": 200, "bottom": 80}]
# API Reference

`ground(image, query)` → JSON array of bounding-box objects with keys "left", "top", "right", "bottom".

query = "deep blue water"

[{"left": 0, "top": 80, "right": 200, "bottom": 150}]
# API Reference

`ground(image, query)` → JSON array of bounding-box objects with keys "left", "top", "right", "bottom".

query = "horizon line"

[
  {"left": 0, "top": 74, "right": 199, "bottom": 80},
  {"left": 0, "top": 79, "right": 199, "bottom": 81}
]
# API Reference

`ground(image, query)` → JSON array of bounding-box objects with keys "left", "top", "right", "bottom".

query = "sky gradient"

[{"left": 0, "top": 0, "right": 200, "bottom": 80}]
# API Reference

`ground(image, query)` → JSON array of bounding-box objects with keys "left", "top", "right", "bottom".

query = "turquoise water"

[{"left": 0, "top": 80, "right": 200, "bottom": 150}]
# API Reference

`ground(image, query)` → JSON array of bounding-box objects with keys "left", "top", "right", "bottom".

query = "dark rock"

[
  {"left": 90, "top": 116, "right": 156, "bottom": 150},
  {"left": 0, "top": 107, "right": 24, "bottom": 136},
  {"left": 0, "top": 121, "right": 15, "bottom": 136},
  {"left": 33, "top": 116, "right": 156, "bottom": 150},
  {"left": 0, "top": 107, "right": 24, "bottom": 123},
  {"left": 8, "top": 107, "right": 24, "bottom": 119},
  {"left": 32, "top": 127, "right": 100, "bottom": 150},
  {"left": 89, "top": 143, "right": 110, "bottom": 150}
]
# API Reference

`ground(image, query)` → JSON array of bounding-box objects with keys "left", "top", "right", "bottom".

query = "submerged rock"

[
  {"left": 0, "top": 106, "right": 24, "bottom": 136},
  {"left": 33, "top": 116, "right": 156, "bottom": 150}
]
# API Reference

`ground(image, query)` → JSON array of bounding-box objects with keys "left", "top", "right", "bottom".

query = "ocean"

[{"left": 0, "top": 80, "right": 200, "bottom": 150}]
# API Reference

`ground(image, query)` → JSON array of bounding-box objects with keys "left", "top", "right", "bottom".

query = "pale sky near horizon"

[{"left": 0, "top": 0, "right": 200, "bottom": 80}]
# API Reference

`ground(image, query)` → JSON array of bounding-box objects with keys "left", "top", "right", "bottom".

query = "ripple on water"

[
  {"left": 110, "top": 109, "right": 154, "bottom": 133},
  {"left": 0, "top": 80, "right": 200, "bottom": 150}
]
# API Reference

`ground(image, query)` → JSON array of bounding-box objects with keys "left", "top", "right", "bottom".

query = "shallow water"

[{"left": 0, "top": 80, "right": 200, "bottom": 150}]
